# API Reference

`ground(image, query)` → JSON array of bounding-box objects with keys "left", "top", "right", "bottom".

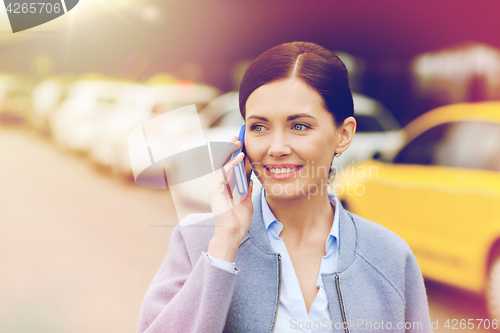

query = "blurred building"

[{"left": 412, "top": 42, "right": 500, "bottom": 105}]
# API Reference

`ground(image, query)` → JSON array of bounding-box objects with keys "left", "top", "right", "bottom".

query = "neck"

[{"left": 264, "top": 186, "right": 334, "bottom": 242}]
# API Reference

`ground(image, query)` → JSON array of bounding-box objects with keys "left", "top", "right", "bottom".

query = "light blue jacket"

[{"left": 136, "top": 187, "right": 432, "bottom": 333}]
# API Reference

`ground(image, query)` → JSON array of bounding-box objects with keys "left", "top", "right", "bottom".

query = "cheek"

[
  {"left": 244, "top": 137, "right": 263, "bottom": 163},
  {"left": 304, "top": 135, "right": 330, "bottom": 153},
  {"left": 244, "top": 141, "right": 264, "bottom": 178},
  {"left": 300, "top": 136, "right": 335, "bottom": 166}
]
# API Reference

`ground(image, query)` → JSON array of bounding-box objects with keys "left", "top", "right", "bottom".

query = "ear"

[{"left": 335, "top": 116, "right": 357, "bottom": 154}]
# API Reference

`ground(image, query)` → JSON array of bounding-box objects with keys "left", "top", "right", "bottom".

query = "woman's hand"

[{"left": 208, "top": 135, "right": 254, "bottom": 263}]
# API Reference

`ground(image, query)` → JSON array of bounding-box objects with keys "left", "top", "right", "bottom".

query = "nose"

[{"left": 268, "top": 131, "right": 292, "bottom": 157}]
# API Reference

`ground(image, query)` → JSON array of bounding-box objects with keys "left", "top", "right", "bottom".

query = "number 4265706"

[
  {"left": 5, "top": 2, "right": 62, "bottom": 14},
  {"left": 444, "top": 318, "right": 498, "bottom": 330}
]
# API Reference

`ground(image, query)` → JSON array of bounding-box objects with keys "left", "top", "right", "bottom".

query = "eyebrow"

[{"left": 247, "top": 113, "right": 317, "bottom": 122}]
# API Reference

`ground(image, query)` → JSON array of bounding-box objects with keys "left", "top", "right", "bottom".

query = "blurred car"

[
  {"left": 166, "top": 91, "right": 258, "bottom": 207},
  {"left": 332, "top": 93, "right": 403, "bottom": 167},
  {"left": 198, "top": 90, "right": 240, "bottom": 128},
  {"left": 87, "top": 83, "right": 154, "bottom": 176},
  {"left": 0, "top": 74, "right": 34, "bottom": 126},
  {"left": 332, "top": 101, "right": 500, "bottom": 322},
  {"left": 49, "top": 79, "right": 131, "bottom": 153},
  {"left": 29, "top": 76, "right": 74, "bottom": 136},
  {"left": 89, "top": 81, "right": 220, "bottom": 181}
]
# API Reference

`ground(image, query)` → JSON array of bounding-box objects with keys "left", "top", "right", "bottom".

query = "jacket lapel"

[
  {"left": 244, "top": 187, "right": 275, "bottom": 252},
  {"left": 321, "top": 199, "right": 358, "bottom": 329},
  {"left": 224, "top": 188, "right": 279, "bottom": 332}
]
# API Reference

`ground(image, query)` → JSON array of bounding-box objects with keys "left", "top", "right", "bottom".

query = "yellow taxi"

[{"left": 332, "top": 101, "right": 500, "bottom": 322}]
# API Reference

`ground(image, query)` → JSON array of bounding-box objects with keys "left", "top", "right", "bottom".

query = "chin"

[
  {"left": 262, "top": 179, "right": 329, "bottom": 200},
  {"left": 262, "top": 182, "right": 305, "bottom": 199}
]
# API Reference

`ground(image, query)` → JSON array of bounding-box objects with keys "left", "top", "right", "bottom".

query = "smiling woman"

[
  {"left": 136, "top": 41, "right": 433, "bottom": 333},
  {"left": 244, "top": 77, "right": 348, "bottom": 200}
]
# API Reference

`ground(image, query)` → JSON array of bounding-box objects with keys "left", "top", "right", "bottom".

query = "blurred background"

[{"left": 2, "top": 0, "right": 500, "bottom": 332}]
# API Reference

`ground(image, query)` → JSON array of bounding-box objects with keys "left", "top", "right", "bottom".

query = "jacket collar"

[{"left": 244, "top": 187, "right": 357, "bottom": 272}]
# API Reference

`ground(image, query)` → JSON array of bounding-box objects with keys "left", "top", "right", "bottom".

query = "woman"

[{"left": 136, "top": 41, "right": 432, "bottom": 333}]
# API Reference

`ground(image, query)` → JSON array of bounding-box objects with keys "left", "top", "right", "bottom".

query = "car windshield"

[
  {"left": 353, "top": 94, "right": 400, "bottom": 132},
  {"left": 393, "top": 120, "right": 500, "bottom": 172},
  {"left": 354, "top": 114, "right": 385, "bottom": 132},
  {"left": 435, "top": 121, "right": 500, "bottom": 172}
]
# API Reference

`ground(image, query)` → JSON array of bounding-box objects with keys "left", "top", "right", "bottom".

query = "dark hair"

[{"left": 239, "top": 41, "right": 354, "bottom": 128}]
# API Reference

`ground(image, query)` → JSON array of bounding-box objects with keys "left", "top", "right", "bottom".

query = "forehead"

[{"left": 245, "top": 78, "right": 329, "bottom": 120}]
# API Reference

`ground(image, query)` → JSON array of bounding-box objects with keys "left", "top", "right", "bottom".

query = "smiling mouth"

[
  {"left": 264, "top": 166, "right": 304, "bottom": 174},
  {"left": 263, "top": 165, "right": 304, "bottom": 180}
]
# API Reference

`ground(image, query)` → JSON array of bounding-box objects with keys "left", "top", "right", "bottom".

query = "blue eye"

[
  {"left": 251, "top": 124, "right": 264, "bottom": 132},
  {"left": 293, "top": 123, "right": 309, "bottom": 131}
]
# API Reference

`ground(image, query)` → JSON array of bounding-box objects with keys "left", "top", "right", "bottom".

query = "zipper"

[
  {"left": 271, "top": 253, "right": 282, "bottom": 333},
  {"left": 335, "top": 274, "right": 349, "bottom": 333}
]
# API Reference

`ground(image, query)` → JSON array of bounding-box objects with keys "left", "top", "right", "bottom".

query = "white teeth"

[{"left": 268, "top": 167, "right": 299, "bottom": 174}]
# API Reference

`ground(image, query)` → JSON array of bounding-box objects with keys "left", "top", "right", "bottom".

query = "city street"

[
  {"left": 0, "top": 127, "right": 183, "bottom": 333},
  {"left": 0, "top": 127, "right": 493, "bottom": 332}
]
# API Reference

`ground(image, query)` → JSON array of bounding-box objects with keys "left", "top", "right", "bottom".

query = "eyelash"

[{"left": 250, "top": 123, "right": 311, "bottom": 132}]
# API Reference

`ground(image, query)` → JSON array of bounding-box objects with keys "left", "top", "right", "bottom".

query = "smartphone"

[{"left": 230, "top": 124, "right": 252, "bottom": 195}]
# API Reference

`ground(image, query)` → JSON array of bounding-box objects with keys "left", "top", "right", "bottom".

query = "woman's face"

[{"left": 245, "top": 77, "right": 348, "bottom": 199}]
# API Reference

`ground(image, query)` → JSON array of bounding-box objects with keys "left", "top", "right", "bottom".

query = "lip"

[
  {"left": 264, "top": 164, "right": 304, "bottom": 180},
  {"left": 264, "top": 163, "right": 303, "bottom": 168}
]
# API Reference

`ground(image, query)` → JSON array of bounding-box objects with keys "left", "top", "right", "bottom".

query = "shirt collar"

[{"left": 261, "top": 187, "right": 340, "bottom": 248}]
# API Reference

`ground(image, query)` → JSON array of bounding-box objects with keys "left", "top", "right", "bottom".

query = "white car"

[
  {"left": 168, "top": 91, "right": 262, "bottom": 209},
  {"left": 50, "top": 79, "right": 130, "bottom": 153},
  {"left": 88, "top": 84, "right": 160, "bottom": 175},
  {"left": 332, "top": 93, "right": 403, "bottom": 168},
  {"left": 29, "top": 77, "right": 73, "bottom": 136},
  {"left": 89, "top": 82, "right": 220, "bottom": 181},
  {"left": 0, "top": 74, "right": 33, "bottom": 126}
]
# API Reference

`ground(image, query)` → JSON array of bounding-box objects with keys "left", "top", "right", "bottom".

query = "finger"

[
  {"left": 224, "top": 151, "right": 245, "bottom": 170},
  {"left": 229, "top": 135, "right": 241, "bottom": 150},
  {"left": 220, "top": 166, "right": 235, "bottom": 202},
  {"left": 221, "top": 139, "right": 241, "bottom": 166},
  {"left": 241, "top": 179, "right": 254, "bottom": 207},
  {"left": 222, "top": 152, "right": 245, "bottom": 181},
  {"left": 244, "top": 154, "right": 252, "bottom": 180},
  {"left": 212, "top": 151, "right": 245, "bottom": 187},
  {"left": 228, "top": 165, "right": 237, "bottom": 189}
]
